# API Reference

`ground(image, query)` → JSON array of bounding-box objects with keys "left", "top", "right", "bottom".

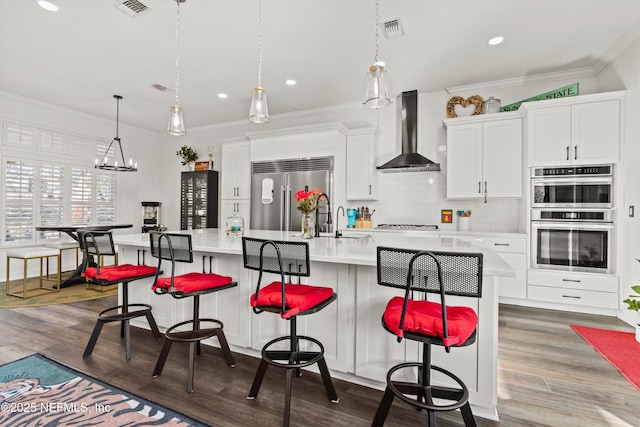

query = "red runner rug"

[{"left": 571, "top": 325, "right": 640, "bottom": 390}]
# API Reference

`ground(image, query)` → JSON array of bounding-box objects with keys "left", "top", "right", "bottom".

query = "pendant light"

[
  {"left": 167, "top": 0, "right": 187, "bottom": 135},
  {"left": 363, "top": 0, "right": 392, "bottom": 108},
  {"left": 249, "top": 0, "right": 269, "bottom": 123},
  {"left": 95, "top": 95, "right": 137, "bottom": 172}
]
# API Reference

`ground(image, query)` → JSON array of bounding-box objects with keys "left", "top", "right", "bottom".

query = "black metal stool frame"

[
  {"left": 150, "top": 232, "right": 237, "bottom": 393},
  {"left": 371, "top": 247, "right": 483, "bottom": 427},
  {"left": 81, "top": 231, "right": 161, "bottom": 361},
  {"left": 242, "top": 237, "right": 339, "bottom": 427}
]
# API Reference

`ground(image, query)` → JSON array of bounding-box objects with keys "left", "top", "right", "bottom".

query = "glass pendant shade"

[
  {"left": 167, "top": 105, "right": 186, "bottom": 136},
  {"left": 249, "top": 87, "right": 269, "bottom": 123},
  {"left": 363, "top": 62, "right": 392, "bottom": 108}
]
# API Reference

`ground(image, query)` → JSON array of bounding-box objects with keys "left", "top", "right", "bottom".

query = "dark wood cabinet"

[{"left": 180, "top": 170, "right": 218, "bottom": 230}]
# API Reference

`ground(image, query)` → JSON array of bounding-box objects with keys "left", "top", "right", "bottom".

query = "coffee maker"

[{"left": 141, "top": 202, "right": 162, "bottom": 232}]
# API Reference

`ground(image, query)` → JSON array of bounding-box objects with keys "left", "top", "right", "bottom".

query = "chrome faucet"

[
  {"left": 335, "top": 206, "right": 344, "bottom": 238},
  {"left": 314, "top": 192, "right": 331, "bottom": 237}
]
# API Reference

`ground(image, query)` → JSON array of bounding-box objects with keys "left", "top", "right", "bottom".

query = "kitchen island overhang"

[{"left": 113, "top": 229, "right": 513, "bottom": 421}]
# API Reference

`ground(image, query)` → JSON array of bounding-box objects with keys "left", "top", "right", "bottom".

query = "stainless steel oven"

[
  {"left": 531, "top": 165, "right": 613, "bottom": 209},
  {"left": 531, "top": 209, "right": 613, "bottom": 274}
]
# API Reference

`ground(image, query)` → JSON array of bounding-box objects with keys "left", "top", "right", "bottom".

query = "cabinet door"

[
  {"left": 221, "top": 199, "right": 250, "bottom": 229},
  {"left": 221, "top": 145, "right": 238, "bottom": 199},
  {"left": 346, "top": 132, "right": 378, "bottom": 200},
  {"left": 572, "top": 100, "right": 619, "bottom": 165},
  {"left": 483, "top": 119, "right": 522, "bottom": 198},
  {"left": 528, "top": 106, "right": 572, "bottom": 166},
  {"left": 236, "top": 143, "right": 251, "bottom": 199},
  {"left": 446, "top": 123, "right": 483, "bottom": 199}
]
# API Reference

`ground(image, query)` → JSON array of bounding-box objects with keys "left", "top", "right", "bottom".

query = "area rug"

[
  {"left": 0, "top": 354, "right": 208, "bottom": 426},
  {"left": 571, "top": 324, "right": 640, "bottom": 390},
  {"left": 0, "top": 281, "right": 117, "bottom": 309}
]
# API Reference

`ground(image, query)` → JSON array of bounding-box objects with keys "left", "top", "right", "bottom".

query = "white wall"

[{"left": 596, "top": 35, "right": 640, "bottom": 320}]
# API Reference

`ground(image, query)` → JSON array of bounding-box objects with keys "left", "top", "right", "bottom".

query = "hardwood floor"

[{"left": 0, "top": 296, "right": 637, "bottom": 426}]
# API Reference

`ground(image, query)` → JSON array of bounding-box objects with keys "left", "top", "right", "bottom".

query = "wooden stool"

[{"left": 5, "top": 247, "right": 61, "bottom": 298}]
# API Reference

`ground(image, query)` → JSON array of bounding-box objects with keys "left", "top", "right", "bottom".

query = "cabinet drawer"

[
  {"left": 528, "top": 269, "right": 618, "bottom": 292},
  {"left": 479, "top": 236, "right": 526, "bottom": 253},
  {"left": 528, "top": 285, "right": 618, "bottom": 309}
]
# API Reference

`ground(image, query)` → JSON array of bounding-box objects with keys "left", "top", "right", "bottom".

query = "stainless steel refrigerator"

[{"left": 250, "top": 157, "right": 333, "bottom": 232}]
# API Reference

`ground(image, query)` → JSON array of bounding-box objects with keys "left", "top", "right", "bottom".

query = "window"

[{"left": 1, "top": 120, "right": 118, "bottom": 246}]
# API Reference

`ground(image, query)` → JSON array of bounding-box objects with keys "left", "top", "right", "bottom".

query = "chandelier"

[{"left": 95, "top": 95, "right": 137, "bottom": 172}]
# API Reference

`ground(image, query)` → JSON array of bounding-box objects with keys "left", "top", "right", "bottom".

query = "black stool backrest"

[
  {"left": 149, "top": 233, "right": 193, "bottom": 287},
  {"left": 242, "top": 237, "right": 310, "bottom": 314},
  {"left": 242, "top": 237, "right": 310, "bottom": 277},
  {"left": 377, "top": 247, "right": 483, "bottom": 298},
  {"left": 79, "top": 231, "right": 116, "bottom": 276}
]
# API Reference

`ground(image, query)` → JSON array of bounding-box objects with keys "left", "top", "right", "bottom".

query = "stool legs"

[
  {"left": 153, "top": 295, "right": 236, "bottom": 393},
  {"left": 247, "top": 317, "right": 338, "bottom": 427},
  {"left": 83, "top": 282, "right": 161, "bottom": 360}
]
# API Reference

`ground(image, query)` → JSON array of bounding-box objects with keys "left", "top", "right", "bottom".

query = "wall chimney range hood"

[{"left": 377, "top": 90, "right": 440, "bottom": 172}]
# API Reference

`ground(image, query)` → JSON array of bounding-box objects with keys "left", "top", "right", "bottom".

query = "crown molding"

[{"left": 446, "top": 68, "right": 597, "bottom": 94}]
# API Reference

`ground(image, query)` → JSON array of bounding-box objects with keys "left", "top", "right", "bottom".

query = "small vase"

[{"left": 301, "top": 213, "right": 314, "bottom": 239}]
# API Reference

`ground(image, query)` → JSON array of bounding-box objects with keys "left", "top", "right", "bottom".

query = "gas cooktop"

[{"left": 375, "top": 224, "right": 439, "bottom": 231}]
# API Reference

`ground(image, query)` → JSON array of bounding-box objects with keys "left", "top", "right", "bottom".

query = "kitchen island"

[{"left": 113, "top": 229, "right": 513, "bottom": 421}]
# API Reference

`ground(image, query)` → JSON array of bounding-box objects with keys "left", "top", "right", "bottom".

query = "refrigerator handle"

[{"left": 283, "top": 184, "right": 292, "bottom": 231}]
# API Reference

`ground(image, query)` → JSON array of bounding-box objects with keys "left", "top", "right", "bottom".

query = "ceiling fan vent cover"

[
  {"left": 116, "top": 0, "right": 151, "bottom": 17},
  {"left": 381, "top": 18, "right": 404, "bottom": 39}
]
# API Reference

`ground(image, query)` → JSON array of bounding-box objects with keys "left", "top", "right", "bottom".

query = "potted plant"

[
  {"left": 176, "top": 145, "right": 198, "bottom": 169},
  {"left": 623, "top": 257, "right": 640, "bottom": 342}
]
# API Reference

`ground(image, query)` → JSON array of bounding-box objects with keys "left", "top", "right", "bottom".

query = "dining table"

[{"left": 35, "top": 224, "right": 133, "bottom": 288}]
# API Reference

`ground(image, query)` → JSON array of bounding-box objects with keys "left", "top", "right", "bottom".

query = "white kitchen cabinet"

[
  {"left": 523, "top": 92, "right": 624, "bottom": 167},
  {"left": 220, "top": 199, "right": 250, "bottom": 228},
  {"left": 221, "top": 140, "right": 251, "bottom": 200},
  {"left": 480, "top": 236, "right": 527, "bottom": 300},
  {"left": 527, "top": 269, "right": 619, "bottom": 309},
  {"left": 346, "top": 128, "right": 380, "bottom": 200},
  {"left": 444, "top": 115, "right": 522, "bottom": 200}
]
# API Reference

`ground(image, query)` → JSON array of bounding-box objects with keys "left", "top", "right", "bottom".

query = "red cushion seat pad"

[
  {"left": 383, "top": 296, "right": 478, "bottom": 347},
  {"left": 153, "top": 272, "right": 233, "bottom": 294},
  {"left": 250, "top": 281, "right": 334, "bottom": 319},
  {"left": 83, "top": 264, "right": 157, "bottom": 282}
]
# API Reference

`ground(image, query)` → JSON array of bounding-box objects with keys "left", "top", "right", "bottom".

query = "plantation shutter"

[
  {"left": 95, "top": 171, "right": 117, "bottom": 224},
  {"left": 70, "top": 167, "right": 93, "bottom": 224},
  {"left": 39, "top": 163, "right": 65, "bottom": 239},
  {"left": 4, "top": 160, "right": 35, "bottom": 243}
]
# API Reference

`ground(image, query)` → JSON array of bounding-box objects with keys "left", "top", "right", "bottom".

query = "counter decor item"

[
  {"left": 482, "top": 96, "right": 501, "bottom": 114},
  {"left": 457, "top": 210, "right": 471, "bottom": 232},
  {"left": 500, "top": 82, "right": 579, "bottom": 112},
  {"left": 176, "top": 145, "right": 198, "bottom": 169},
  {"left": 446, "top": 95, "right": 483, "bottom": 118},
  {"left": 294, "top": 189, "right": 324, "bottom": 238},
  {"left": 226, "top": 212, "right": 244, "bottom": 237}
]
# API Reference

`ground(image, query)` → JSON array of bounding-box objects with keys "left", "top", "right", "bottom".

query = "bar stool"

[
  {"left": 5, "top": 247, "right": 60, "bottom": 298},
  {"left": 81, "top": 231, "right": 161, "bottom": 360},
  {"left": 371, "top": 247, "right": 483, "bottom": 427},
  {"left": 150, "top": 232, "right": 237, "bottom": 393},
  {"left": 241, "top": 237, "right": 339, "bottom": 427}
]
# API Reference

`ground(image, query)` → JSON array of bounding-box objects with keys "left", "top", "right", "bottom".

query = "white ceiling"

[{"left": 1, "top": 0, "right": 640, "bottom": 133}]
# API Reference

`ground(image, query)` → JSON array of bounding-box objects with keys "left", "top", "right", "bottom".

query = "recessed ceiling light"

[
  {"left": 488, "top": 36, "right": 504, "bottom": 46},
  {"left": 217, "top": 93, "right": 228, "bottom": 99},
  {"left": 37, "top": 1, "right": 58, "bottom": 11},
  {"left": 286, "top": 79, "right": 296, "bottom": 86}
]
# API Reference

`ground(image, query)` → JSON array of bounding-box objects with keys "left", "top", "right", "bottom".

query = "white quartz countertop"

[{"left": 114, "top": 229, "right": 514, "bottom": 277}]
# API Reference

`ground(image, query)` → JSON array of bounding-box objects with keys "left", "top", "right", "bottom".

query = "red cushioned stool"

[
  {"left": 371, "top": 247, "right": 483, "bottom": 427},
  {"left": 80, "top": 231, "right": 161, "bottom": 361},
  {"left": 242, "top": 237, "right": 339, "bottom": 427},
  {"left": 150, "top": 233, "right": 237, "bottom": 393}
]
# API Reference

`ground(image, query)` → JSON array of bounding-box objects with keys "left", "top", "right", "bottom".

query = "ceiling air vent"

[
  {"left": 381, "top": 18, "right": 404, "bottom": 39},
  {"left": 116, "top": 0, "right": 152, "bottom": 17}
]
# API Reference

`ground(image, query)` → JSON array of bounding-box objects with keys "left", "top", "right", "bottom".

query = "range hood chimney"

[{"left": 377, "top": 90, "right": 440, "bottom": 172}]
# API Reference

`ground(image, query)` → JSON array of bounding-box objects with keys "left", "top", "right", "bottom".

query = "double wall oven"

[{"left": 530, "top": 165, "right": 614, "bottom": 274}]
